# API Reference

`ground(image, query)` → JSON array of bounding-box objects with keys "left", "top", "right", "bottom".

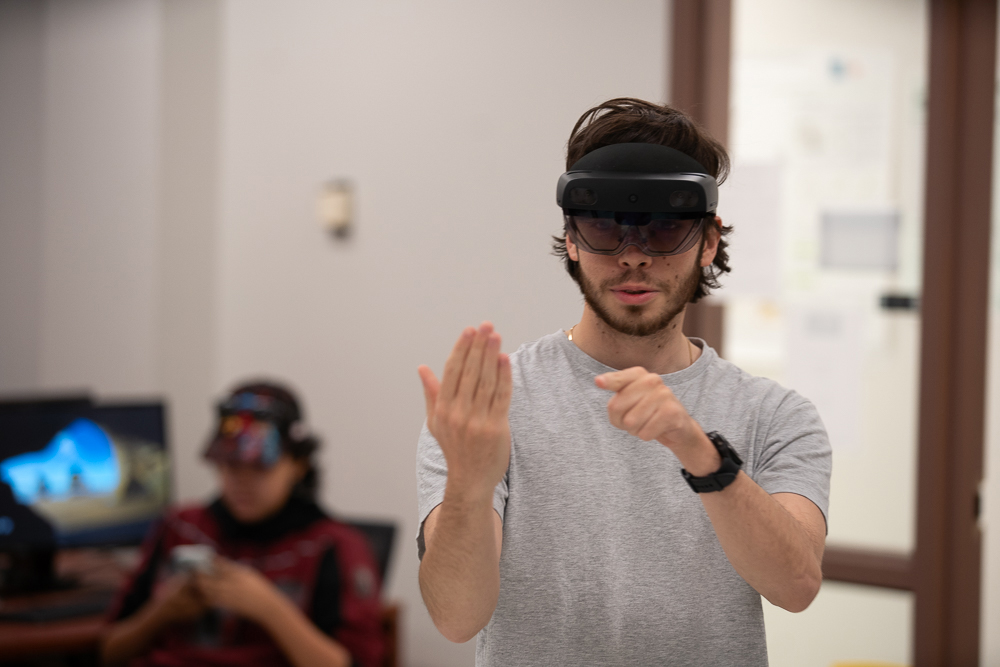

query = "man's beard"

[{"left": 577, "top": 251, "right": 703, "bottom": 338}]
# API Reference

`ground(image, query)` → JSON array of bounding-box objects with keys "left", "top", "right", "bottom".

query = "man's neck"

[{"left": 569, "top": 306, "right": 700, "bottom": 375}]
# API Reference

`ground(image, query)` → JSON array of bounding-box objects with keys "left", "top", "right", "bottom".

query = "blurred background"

[{"left": 0, "top": 0, "right": 998, "bottom": 666}]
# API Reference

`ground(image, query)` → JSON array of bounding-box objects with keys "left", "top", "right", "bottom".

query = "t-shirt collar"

[{"left": 555, "top": 329, "right": 714, "bottom": 387}]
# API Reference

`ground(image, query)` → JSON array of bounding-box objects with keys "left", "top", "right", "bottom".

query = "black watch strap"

[{"left": 681, "top": 431, "right": 743, "bottom": 493}]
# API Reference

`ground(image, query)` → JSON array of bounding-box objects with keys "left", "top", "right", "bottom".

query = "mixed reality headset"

[
  {"left": 556, "top": 143, "right": 719, "bottom": 257},
  {"left": 204, "top": 387, "right": 303, "bottom": 469}
]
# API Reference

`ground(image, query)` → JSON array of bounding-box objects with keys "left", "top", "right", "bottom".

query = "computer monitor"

[{"left": 0, "top": 401, "right": 170, "bottom": 552}]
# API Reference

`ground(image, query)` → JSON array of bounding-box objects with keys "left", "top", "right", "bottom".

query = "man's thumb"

[{"left": 417, "top": 365, "right": 440, "bottom": 418}]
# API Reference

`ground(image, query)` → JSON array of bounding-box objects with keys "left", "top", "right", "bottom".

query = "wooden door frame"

[
  {"left": 670, "top": 0, "right": 996, "bottom": 663},
  {"left": 673, "top": 0, "right": 730, "bottom": 354},
  {"left": 913, "top": 1, "right": 995, "bottom": 663}
]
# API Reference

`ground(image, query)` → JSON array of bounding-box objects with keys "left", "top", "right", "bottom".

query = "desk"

[
  {"left": 0, "top": 605, "right": 400, "bottom": 666},
  {"left": 0, "top": 613, "right": 104, "bottom": 661},
  {"left": 0, "top": 549, "right": 127, "bottom": 663},
  {"left": 0, "top": 550, "right": 400, "bottom": 666}
]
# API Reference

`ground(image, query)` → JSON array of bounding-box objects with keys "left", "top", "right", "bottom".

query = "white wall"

[
  {"left": 37, "top": 0, "right": 162, "bottom": 396},
  {"left": 213, "top": 2, "right": 665, "bottom": 663},
  {"left": 0, "top": 0, "right": 162, "bottom": 397},
  {"left": 157, "top": 0, "right": 224, "bottom": 504},
  {"left": 0, "top": 0, "right": 45, "bottom": 393}
]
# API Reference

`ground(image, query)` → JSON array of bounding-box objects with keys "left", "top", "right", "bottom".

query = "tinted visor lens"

[{"left": 565, "top": 210, "right": 707, "bottom": 256}]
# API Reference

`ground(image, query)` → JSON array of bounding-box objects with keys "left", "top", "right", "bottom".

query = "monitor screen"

[{"left": 0, "top": 402, "right": 170, "bottom": 549}]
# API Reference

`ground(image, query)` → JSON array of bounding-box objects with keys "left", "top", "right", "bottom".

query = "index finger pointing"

[{"left": 595, "top": 366, "right": 648, "bottom": 392}]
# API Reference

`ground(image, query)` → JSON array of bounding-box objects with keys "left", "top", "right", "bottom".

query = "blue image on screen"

[{"left": 0, "top": 419, "right": 121, "bottom": 503}]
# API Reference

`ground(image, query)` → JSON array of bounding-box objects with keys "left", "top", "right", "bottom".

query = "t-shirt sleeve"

[
  {"left": 415, "top": 422, "right": 508, "bottom": 560},
  {"left": 750, "top": 392, "right": 832, "bottom": 527}
]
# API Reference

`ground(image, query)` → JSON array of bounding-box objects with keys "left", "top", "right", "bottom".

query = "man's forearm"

[
  {"left": 419, "top": 486, "right": 502, "bottom": 643},
  {"left": 700, "top": 472, "right": 824, "bottom": 612}
]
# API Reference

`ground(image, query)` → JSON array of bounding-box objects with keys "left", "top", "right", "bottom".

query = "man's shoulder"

[
  {"left": 701, "top": 347, "right": 802, "bottom": 403},
  {"left": 507, "top": 330, "right": 589, "bottom": 391},
  {"left": 508, "top": 330, "right": 568, "bottom": 365}
]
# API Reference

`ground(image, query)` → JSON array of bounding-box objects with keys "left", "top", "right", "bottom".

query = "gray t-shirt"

[{"left": 417, "top": 331, "right": 831, "bottom": 666}]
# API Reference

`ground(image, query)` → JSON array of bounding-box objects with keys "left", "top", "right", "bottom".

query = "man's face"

[{"left": 567, "top": 221, "right": 720, "bottom": 337}]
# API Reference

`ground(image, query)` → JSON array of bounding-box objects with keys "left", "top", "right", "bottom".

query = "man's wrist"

[
  {"left": 443, "top": 476, "right": 497, "bottom": 509},
  {"left": 665, "top": 426, "right": 722, "bottom": 476},
  {"left": 682, "top": 432, "right": 744, "bottom": 493}
]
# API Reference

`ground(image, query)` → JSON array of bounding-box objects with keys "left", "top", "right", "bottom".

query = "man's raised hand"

[{"left": 418, "top": 322, "right": 513, "bottom": 503}]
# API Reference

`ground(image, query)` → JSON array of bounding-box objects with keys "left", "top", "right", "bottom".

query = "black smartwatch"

[{"left": 681, "top": 431, "right": 743, "bottom": 493}]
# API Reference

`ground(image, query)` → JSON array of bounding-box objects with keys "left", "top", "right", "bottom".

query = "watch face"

[
  {"left": 707, "top": 431, "right": 743, "bottom": 467},
  {"left": 682, "top": 433, "right": 744, "bottom": 493}
]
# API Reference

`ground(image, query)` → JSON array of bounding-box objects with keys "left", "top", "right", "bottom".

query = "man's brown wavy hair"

[{"left": 552, "top": 97, "right": 733, "bottom": 303}]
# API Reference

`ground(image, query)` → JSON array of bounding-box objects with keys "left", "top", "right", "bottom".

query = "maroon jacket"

[{"left": 107, "top": 498, "right": 384, "bottom": 667}]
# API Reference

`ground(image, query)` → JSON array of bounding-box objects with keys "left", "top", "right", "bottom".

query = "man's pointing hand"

[{"left": 596, "top": 367, "right": 720, "bottom": 475}]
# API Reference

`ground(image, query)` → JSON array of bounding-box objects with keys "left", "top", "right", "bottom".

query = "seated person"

[{"left": 101, "top": 381, "right": 384, "bottom": 667}]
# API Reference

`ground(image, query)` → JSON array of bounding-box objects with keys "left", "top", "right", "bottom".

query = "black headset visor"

[
  {"left": 555, "top": 143, "right": 720, "bottom": 256},
  {"left": 564, "top": 210, "right": 710, "bottom": 257},
  {"left": 556, "top": 171, "right": 718, "bottom": 215}
]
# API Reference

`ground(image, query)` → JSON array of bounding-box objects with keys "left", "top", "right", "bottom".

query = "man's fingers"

[
  {"left": 418, "top": 365, "right": 441, "bottom": 420},
  {"left": 599, "top": 369, "right": 680, "bottom": 441},
  {"left": 618, "top": 393, "right": 660, "bottom": 440},
  {"left": 490, "top": 353, "right": 513, "bottom": 417},
  {"left": 457, "top": 322, "right": 494, "bottom": 410},
  {"left": 603, "top": 371, "right": 651, "bottom": 428},
  {"left": 439, "top": 326, "right": 476, "bottom": 403},
  {"left": 473, "top": 332, "right": 502, "bottom": 410},
  {"left": 595, "top": 366, "right": 647, "bottom": 392}
]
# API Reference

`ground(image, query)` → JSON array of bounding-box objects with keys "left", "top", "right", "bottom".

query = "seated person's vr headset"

[
  {"left": 204, "top": 391, "right": 299, "bottom": 468},
  {"left": 556, "top": 143, "right": 718, "bottom": 257}
]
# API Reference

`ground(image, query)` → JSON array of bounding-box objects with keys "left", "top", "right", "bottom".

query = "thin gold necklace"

[{"left": 569, "top": 326, "right": 694, "bottom": 366}]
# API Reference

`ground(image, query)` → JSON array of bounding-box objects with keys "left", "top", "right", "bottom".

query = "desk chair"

[
  {"left": 345, "top": 519, "right": 398, "bottom": 667},
  {"left": 345, "top": 520, "right": 396, "bottom": 586}
]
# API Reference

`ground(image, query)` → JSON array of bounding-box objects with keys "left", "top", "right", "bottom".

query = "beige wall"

[
  {"left": 0, "top": 0, "right": 162, "bottom": 397},
  {"left": 0, "top": 0, "right": 45, "bottom": 392}
]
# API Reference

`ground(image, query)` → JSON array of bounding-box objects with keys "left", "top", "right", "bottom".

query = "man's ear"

[
  {"left": 700, "top": 216, "right": 722, "bottom": 268},
  {"left": 566, "top": 234, "right": 580, "bottom": 262}
]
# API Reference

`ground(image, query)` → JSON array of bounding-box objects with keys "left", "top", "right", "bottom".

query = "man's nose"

[{"left": 618, "top": 234, "right": 652, "bottom": 268}]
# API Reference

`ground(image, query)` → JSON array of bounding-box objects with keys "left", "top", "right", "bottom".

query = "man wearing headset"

[{"left": 416, "top": 98, "right": 831, "bottom": 666}]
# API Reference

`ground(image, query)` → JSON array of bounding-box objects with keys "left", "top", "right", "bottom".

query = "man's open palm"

[{"left": 418, "top": 322, "right": 512, "bottom": 501}]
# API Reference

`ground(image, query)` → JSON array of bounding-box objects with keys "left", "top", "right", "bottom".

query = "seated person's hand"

[
  {"left": 150, "top": 573, "right": 207, "bottom": 627},
  {"left": 195, "top": 557, "right": 284, "bottom": 624}
]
